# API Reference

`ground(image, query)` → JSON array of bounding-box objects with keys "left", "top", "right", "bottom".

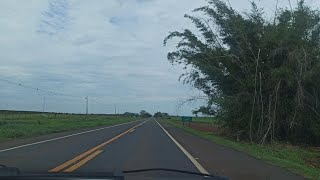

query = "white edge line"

[
  {"left": 0, "top": 120, "right": 141, "bottom": 153},
  {"left": 154, "top": 119, "right": 209, "bottom": 175}
]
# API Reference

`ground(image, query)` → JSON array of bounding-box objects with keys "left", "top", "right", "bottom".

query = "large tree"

[{"left": 164, "top": 0, "right": 320, "bottom": 145}]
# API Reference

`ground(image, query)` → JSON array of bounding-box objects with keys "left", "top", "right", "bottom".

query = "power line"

[
  {"left": 0, "top": 78, "right": 153, "bottom": 114},
  {"left": 0, "top": 78, "right": 84, "bottom": 99},
  {"left": 1, "top": 78, "right": 181, "bottom": 101}
]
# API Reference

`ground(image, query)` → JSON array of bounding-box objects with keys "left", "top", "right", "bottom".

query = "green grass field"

[
  {"left": 162, "top": 119, "right": 320, "bottom": 179},
  {"left": 0, "top": 111, "right": 137, "bottom": 141}
]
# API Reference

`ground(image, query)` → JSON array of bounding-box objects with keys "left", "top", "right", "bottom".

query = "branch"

[{"left": 249, "top": 49, "right": 260, "bottom": 143}]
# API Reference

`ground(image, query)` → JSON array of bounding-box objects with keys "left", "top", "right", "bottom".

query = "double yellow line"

[{"left": 49, "top": 121, "right": 147, "bottom": 173}]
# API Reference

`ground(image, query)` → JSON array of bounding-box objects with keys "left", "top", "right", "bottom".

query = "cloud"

[
  {"left": 3, "top": 0, "right": 313, "bottom": 115},
  {"left": 37, "top": 0, "right": 71, "bottom": 35}
]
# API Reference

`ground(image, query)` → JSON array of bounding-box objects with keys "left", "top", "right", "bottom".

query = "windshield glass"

[{"left": 0, "top": 0, "right": 319, "bottom": 180}]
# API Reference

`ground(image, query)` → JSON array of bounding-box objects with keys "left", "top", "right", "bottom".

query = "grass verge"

[
  {"left": 162, "top": 119, "right": 320, "bottom": 179},
  {"left": 191, "top": 117, "right": 219, "bottom": 124},
  {"left": 0, "top": 113, "right": 137, "bottom": 141}
]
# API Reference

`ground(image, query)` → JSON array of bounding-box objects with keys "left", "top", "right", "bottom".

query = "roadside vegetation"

[
  {"left": 161, "top": 118, "right": 320, "bottom": 179},
  {"left": 153, "top": 112, "right": 170, "bottom": 118},
  {"left": 0, "top": 110, "right": 137, "bottom": 141},
  {"left": 164, "top": 0, "right": 320, "bottom": 146},
  {"left": 164, "top": 0, "right": 320, "bottom": 177},
  {"left": 189, "top": 116, "right": 219, "bottom": 124}
]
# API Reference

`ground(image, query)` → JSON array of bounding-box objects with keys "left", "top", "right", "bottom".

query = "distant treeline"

[{"left": 0, "top": 110, "right": 124, "bottom": 116}]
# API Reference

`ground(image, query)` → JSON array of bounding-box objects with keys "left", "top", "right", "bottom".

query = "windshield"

[{"left": 0, "top": 0, "right": 319, "bottom": 180}]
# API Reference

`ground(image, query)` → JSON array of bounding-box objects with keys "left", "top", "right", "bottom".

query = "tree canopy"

[
  {"left": 154, "top": 112, "right": 169, "bottom": 118},
  {"left": 123, "top": 112, "right": 139, "bottom": 117},
  {"left": 164, "top": 0, "right": 320, "bottom": 145},
  {"left": 140, "top": 110, "right": 152, "bottom": 118}
]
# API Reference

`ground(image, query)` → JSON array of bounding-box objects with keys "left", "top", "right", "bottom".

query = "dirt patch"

[{"left": 305, "top": 156, "right": 320, "bottom": 168}]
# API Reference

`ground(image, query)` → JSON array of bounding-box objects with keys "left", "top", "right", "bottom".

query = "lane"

[
  {"left": 0, "top": 121, "right": 139, "bottom": 153},
  {"left": 155, "top": 119, "right": 208, "bottom": 174},
  {"left": 0, "top": 120, "right": 144, "bottom": 172},
  {"left": 75, "top": 119, "right": 199, "bottom": 173},
  {"left": 49, "top": 121, "right": 148, "bottom": 172}
]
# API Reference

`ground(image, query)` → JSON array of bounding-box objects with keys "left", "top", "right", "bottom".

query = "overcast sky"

[{"left": 1, "top": 0, "right": 319, "bottom": 115}]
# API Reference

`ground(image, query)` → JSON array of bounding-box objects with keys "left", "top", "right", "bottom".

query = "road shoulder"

[{"left": 160, "top": 121, "right": 304, "bottom": 180}]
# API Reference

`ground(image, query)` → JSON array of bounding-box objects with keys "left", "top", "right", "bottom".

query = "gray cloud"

[
  {"left": 1, "top": 0, "right": 317, "bottom": 115},
  {"left": 38, "top": 0, "right": 71, "bottom": 35}
]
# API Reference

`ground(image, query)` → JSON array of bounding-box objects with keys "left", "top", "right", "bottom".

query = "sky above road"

[{"left": 1, "top": 0, "right": 319, "bottom": 115}]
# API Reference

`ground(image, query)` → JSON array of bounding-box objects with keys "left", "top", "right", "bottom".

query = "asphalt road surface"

[{"left": 0, "top": 119, "right": 213, "bottom": 180}]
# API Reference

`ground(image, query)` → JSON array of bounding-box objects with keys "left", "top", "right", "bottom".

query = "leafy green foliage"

[
  {"left": 164, "top": 0, "right": 320, "bottom": 145},
  {"left": 153, "top": 112, "right": 169, "bottom": 118},
  {"left": 123, "top": 112, "right": 139, "bottom": 117},
  {"left": 140, "top": 110, "right": 152, "bottom": 118}
]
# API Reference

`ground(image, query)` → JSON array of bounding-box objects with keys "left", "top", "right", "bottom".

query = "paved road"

[
  {"left": 162, "top": 123, "right": 305, "bottom": 180},
  {"left": 0, "top": 119, "right": 304, "bottom": 180},
  {"left": 0, "top": 119, "right": 207, "bottom": 179}
]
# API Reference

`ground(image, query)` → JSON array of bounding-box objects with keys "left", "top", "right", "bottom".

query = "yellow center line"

[
  {"left": 64, "top": 150, "right": 103, "bottom": 172},
  {"left": 49, "top": 120, "right": 147, "bottom": 173}
]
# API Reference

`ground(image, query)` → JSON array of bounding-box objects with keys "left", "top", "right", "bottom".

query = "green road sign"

[{"left": 181, "top": 116, "right": 192, "bottom": 122}]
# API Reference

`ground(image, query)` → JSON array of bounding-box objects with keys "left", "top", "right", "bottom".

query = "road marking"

[
  {"left": 64, "top": 150, "right": 103, "bottom": 172},
  {"left": 49, "top": 120, "right": 148, "bottom": 172},
  {"left": 0, "top": 120, "right": 140, "bottom": 153},
  {"left": 154, "top": 119, "right": 209, "bottom": 175},
  {"left": 130, "top": 129, "right": 135, "bottom": 133}
]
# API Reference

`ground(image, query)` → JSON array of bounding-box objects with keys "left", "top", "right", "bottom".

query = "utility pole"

[
  {"left": 85, "top": 96, "right": 88, "bottom": 115},
  {"left": 42, "top": 96, "right": 46, "bottom": 113},
  {"left": 114, "top": 104, "right": 117, "bottom": 115}
]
